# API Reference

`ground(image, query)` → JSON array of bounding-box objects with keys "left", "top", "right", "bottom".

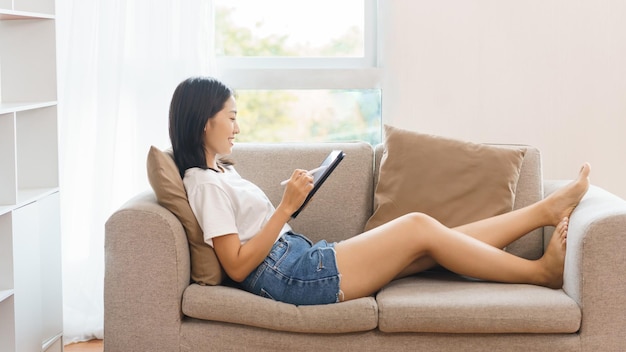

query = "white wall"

[{"left": 379, "top": 0, "right": 626, "bottom": 199}]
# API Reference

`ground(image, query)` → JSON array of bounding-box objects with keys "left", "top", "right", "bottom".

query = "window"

[
  {"left": 216, "top": 0, "right": 365, "bottom": 58},
  {"left": 235, "top": 89, "right": 381, "bottom": 144},
  {"left": 214, "top": 0, "right": 381, "bottom": 144}
]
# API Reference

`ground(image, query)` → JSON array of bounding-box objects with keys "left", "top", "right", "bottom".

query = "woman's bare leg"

[
  {"left": 335, "top": 163, "right": 589, "bottom": 301},
  {"left": 335, "top": 213, "right": 569, "bottom": 301},
  {"left": 393, "top": 163, "right": 590, "bottom": 279}
]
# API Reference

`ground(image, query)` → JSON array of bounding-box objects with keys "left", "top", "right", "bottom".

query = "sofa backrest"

[
  {"left": 501, "top": 145, "right": 544, "bottom": 259},
  {"left": 231, "top": 142, "right": 375, "bottom": 244},
  {"left": 232, "top": 142, "right": 543, "bottom": 259}
]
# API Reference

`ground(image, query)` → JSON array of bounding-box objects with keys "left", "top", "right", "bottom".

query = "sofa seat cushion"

[
  {"left": 182, "top": 284, "right": 378, "bottom": 333},
  {"left": 377, "top": 273, "right": 581, "bottom": 334}
]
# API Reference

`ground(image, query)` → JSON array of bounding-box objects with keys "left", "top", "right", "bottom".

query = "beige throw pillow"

[
  {"left": 365, "top": 125, "right": 526, "bottom": 231},
  {"left": 146, "top": 146, "right": 224, "bottom": 285}
]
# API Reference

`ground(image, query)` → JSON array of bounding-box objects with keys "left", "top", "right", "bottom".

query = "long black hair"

[{"left": 169, "top": 76, "right": 234, "bottom": 177}]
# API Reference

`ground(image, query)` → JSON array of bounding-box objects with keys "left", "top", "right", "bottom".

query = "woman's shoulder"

[{"left": 184, "top": 166, "right": 240, "bottom": 187}]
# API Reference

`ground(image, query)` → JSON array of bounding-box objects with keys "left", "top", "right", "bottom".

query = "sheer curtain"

[{"left": 56, "top": 0, "right": 215, "bottom": 343}]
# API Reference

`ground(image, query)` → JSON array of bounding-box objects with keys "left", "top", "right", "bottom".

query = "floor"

[{"left": 64, "top": 339, "right": 103, "bottom": 352}]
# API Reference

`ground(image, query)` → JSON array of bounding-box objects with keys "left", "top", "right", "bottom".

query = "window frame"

[{"left": 214, "top": 0, "right": 380, "bottom": 91}]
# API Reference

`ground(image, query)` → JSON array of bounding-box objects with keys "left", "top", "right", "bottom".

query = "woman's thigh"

[{"left": 334, "top": 213, "right": 440, "bottom": 301}]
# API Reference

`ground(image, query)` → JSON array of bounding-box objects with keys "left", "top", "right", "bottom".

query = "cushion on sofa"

[
  {"left": 365, "top": 125, "right": 526, "bottom": 231},
  {"left": 146, "top": 146, "right": 224, "bottom": 285},
  {"left": 182, "top": 284, "right": 378, "bottom": 334},
  {"left": 376, "top": 273, "right": 581, "bottom": 333}
]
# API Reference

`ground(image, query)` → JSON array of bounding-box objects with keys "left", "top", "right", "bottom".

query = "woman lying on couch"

[{"left": 168, "top": 76, "right": 591, "bottom": 306}]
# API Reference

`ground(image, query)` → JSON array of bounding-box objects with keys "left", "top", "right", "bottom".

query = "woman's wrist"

[{"left": 274, "top": 204, "right": 293, "bottom": 222}]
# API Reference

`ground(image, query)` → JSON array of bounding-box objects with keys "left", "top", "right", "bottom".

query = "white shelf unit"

[{"left": 0, "top": 0, "right": 63, "bottom": 351}]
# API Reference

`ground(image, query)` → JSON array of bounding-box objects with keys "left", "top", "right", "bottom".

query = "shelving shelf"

[
  {"left": 0, "top": 0, "right": 63, "bottom": 351},
  {"left": 0, "top": 289, "right": 14, "bottom": 302},
  {"left": 0, "top": 9, "right": 54, "bottom": 20},
  {"left": 0, "top": 101, "right": 57, "bottom": 114},
  {"left": 0, "top": 187, "right": 60, "bottom": 215}
]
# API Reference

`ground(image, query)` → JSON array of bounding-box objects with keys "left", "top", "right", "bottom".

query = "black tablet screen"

[{"left": 291, "top": 150, "right": 345, "bottom": 218}]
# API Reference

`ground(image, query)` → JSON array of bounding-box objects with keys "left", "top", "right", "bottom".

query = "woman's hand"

[{"left": 278, "top": 169, "right": 315, "bottom": 215}]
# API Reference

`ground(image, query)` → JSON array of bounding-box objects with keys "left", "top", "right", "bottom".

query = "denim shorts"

[{"left": 240, "top": 232, "right": 342, "bottom": 305}]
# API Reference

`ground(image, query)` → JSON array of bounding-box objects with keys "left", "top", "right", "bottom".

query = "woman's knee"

[
  {"left": 377, "top": 212, "right": 444, "bottom": 248},
  {"left": 391, "top": 212, "right": 444, "bottom": 255},
  {"left": 399, "top": 212, "right": 440, "bottom": 229}
]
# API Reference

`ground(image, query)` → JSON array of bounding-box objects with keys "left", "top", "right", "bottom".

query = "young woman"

[{"left": 170, "top": 76, "right": 590, "bottom": 306}]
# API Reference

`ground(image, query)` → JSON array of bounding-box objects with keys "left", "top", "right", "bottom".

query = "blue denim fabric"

[{"left": 240, "top": 232, "right": 341, "bottom": 305}]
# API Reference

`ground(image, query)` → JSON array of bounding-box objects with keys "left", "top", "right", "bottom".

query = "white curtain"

[{"left": 56, "top": 0, "right": 215, "bottom": 343}]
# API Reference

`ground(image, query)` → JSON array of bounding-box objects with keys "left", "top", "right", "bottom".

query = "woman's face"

[{"left": 203, "top": 95, "right": 240, "bottom": 158}]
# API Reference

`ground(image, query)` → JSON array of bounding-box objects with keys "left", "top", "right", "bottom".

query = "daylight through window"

[{"left": 215, "top": 0, "right": 381, "bottom": 144}]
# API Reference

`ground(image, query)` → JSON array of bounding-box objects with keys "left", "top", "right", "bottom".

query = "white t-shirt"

[{"left": 183, "top": 166, "right": 292, "bottom": 247}]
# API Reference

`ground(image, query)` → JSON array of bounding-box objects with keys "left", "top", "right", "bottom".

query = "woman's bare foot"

[
  {"left": 538, "top": 217, "right": 569, "bottom": 289},
  {"left": 544, "top": 163, "right": 591, "bottom": 225}
]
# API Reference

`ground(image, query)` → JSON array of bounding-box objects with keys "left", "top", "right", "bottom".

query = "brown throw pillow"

[
  {"left": 365, "top": 125, "right": 526, "bottom": 231},
  {"left": 146, "top": 146, "right": 224, "bottom": 285}
]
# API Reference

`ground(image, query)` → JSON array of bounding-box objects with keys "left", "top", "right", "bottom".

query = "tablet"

[{"left": 291, "top": 150, "right": 345, "bottom": 218}]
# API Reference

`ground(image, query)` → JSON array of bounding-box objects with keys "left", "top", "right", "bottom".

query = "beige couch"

[{"left": 104, "top": 142, "right": 626, "bottom": 352}]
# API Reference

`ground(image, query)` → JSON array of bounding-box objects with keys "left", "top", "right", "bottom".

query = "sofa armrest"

[
  {"left": 544, "top": 181, "right": 626, "bottom": 351},
  {"left": 104, "top": 191, "right": 191, "bottom": 352}
]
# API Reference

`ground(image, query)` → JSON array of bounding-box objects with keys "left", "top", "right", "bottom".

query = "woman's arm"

[{"left": 213, "top": 169, "right": 314, "bottom": 282}]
